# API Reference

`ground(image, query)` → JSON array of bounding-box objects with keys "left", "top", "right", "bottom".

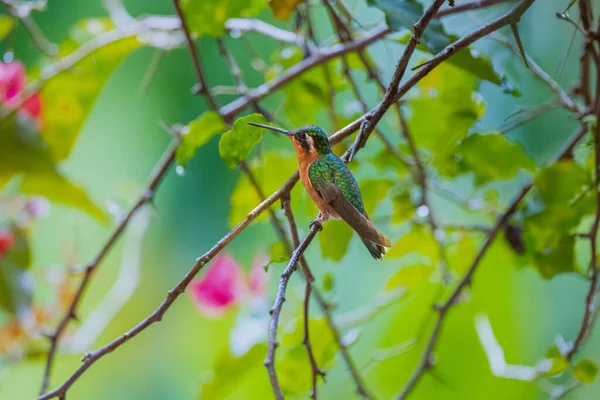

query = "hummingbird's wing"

[{"left": 308, "top": 157, "right": 391, "bottom": 248}]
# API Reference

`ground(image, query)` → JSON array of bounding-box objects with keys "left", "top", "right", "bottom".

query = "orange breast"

[{"left": 296, "top": 148, "right": 338, "bottom": 218}]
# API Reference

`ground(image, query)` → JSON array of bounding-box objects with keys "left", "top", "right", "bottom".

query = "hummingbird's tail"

[{"left": 359, "top": 231, "right": 392, "bottom": 261}]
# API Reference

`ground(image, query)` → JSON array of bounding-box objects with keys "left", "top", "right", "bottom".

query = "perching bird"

[{"left": 248, "top": 122, "right": 392, "bottom": 260}]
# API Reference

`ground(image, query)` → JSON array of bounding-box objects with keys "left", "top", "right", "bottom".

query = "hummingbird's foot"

[{"left": 310, "top": 219, "right": 323, "bottom": 232}]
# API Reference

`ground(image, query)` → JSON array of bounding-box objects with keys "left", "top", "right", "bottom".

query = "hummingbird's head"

[{"left": 247, "top": 122, "right": 332, "bottom": 157}]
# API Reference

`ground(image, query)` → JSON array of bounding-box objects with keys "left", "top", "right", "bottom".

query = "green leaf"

[
  {"left": 393, "top": 32, "right": 520, "bottom": 96},
  {"left": 0, "top": 15, "right": 15, "bottom": 41},
  {"left": 529, "top": 234, "right": 576, "bottom": 279},
  {"left": 219, "top": 114, "right": 267, "bottom": 168},
  {"left": 41, "top": 18, "right": 141, "bottom": 161},
  {"left": 407, "top": 62, "right": 485, "bottom": 176},
  {"left": 387, "top": 224, "right": 439, "bottom": 261},
  {"left": 447, "top": 231, "right": 478, "bottom": 274},
  {"left": 177, "top": 112, "right": 226, "bottom": 167},
  {"left": 545, "top": 347, "right": 569, "bottom": 376},
  {"left": 0, "top": 226, "right": 32, "bottom": 315},
  {"left": 368, "top": 0, "right": 451, "bottom": 53},
  {"left": 574, "top": 359, "right": 598, "bottom": 383},
  {"left": 455, "top": 133, "right": 535, "bottom": 185},
  {"left": 361, "top": 179, "right": 394, "bottom": 213},
  {"left": 322, "top": 272, "right": 334, "bottom": 292},
  {"left": 385, "top": 263, "right": 433, "bottom": 292},
  {"left": 392, "top": 191, "right": 414, "bottom": 223},
  {"left": 319, "top": 220, "right": 354, "bottom": 262},
  {"left": 269, "top": 0, "right": 303, "bottom": 20},
  {"left": 182, "top": 0, "right": 265, "bottom": 37},
  {"left": 229, "top": 151, "right": 300, "bottom": 226},
  {"left": 200, "top": 344, "right": 267, "bottom": 399},
  {"left": 0, "top": 117, "right": 106, "bottom": 222},
  {"left": 270, "top": 241, "right": 289, "bottom": 263}
]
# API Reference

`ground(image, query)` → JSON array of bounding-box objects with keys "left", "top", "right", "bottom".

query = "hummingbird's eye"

[{"left": 296, "top": 132, "right": 307, "bottom": 141}]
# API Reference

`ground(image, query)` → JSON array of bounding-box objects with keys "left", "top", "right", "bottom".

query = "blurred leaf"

[
  {"left": 279, "top": 318, "right": 336, "bottom": 396},
  {"left": 219, "top": 114, "right": 267, "bottom": 168},
  {"left": 385, "top": 263, "right": 433, "bottom": 292},
  {"left": 200, "top": 344, "right": 267, "bottom": 399},
  {"left": 182, "top": 0, "right": 265, "bottom": 37},
  {"left": 41, "top": 18, "right": 141, "bottom": 161},
  {"left": 371, "top": 149, "right": 409, "bottom": 175},
  {"left": 0, "top": 116, "right": 106, "bottom": 221},
  {"left": 529, "top": 234, "right": 575, "bottom": 279},
  {"left": 455, "top": 133, "right": 534, "bottom": 185},
  {"left": 361, "top": 179, "right": 394, "bottom": 213},
  {"left": 574, "top": 359, "right": 598, "bottom": 383},
  {"left": 394, "top": 32, "right": 520, "bottom": 96},
  {"left": 319, "top": 220, "right": 354, "bottom": 262},
  {"left": 407, "top": 62, "right": 484, "bottom": 176},
  {"left": 392, "top": 191, "right": 414, "bottom": 223},
  {"left": 0, "top": 15, "right": 15, "bottom": 40},
  {"left": 322, "top": 272, "right": 334, "bottom": 292},
  {"left": 266, "top": 48, "right": 347, "bottom": 126},
  {"left": 368, "top": 0, "right": 451, "bottom": 53},
  {"left": 177, "top": 112, "right": 226, "bottom": 167},
  {"left": 545, "top": 347, "right": 569, "bottom": 376},
  {"left": 447, "top": 231, "right": 478, "bottom": 274},
  {"left": 524, "top": 162, "right": 594, "bottom": 279},
  {"left": 0, "top": 226, "right": 32, "bottom": 315},
  {"left": 269, "top": 0, "right": 303, "bottom": 20},
  {"left": 270, "top": 241, "right": 289, "bottom": 263},
  {"left": 387, "top": 224, "right": 439, "bottom": 261},
  {"left": 229, "top": 151, "right": 300, "bottom": 226}
]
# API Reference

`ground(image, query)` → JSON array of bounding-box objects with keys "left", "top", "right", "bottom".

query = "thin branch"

[
  {"left": 172, "top": 0, "right": 220, "bottom": 111},
  {"left": 265, "top": 220, "right": 322, "bottom": 400},
  {"left": 225, "top": 18, "right": 305, "bottom": 45},
  {"left": 395, "top": 123, "right": 588, "bottom": 400},
  {"left": 435, "top": 0, "right": 514, "bottom": 18},
  {"left": 282, "top": 197, "right": 325, "bottom": 400},
  {"left": 566, "top": 115, "right": 600, "bottom": 362},
  {"left": 38, "top": 139, "right": 179, "bottom": 396},
  {"left": 348, "top": 0, "right": 448, "bottom": 162}
]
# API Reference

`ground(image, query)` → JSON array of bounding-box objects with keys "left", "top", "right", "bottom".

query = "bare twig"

[
  {"left": 172, "top": 0, "right": 220, "bottom": 110},
  {"left": 38, "top": 139, "right": 179, "bottom": 396},
  {"left": 435, "top": 0, "right": 514, "bottom": 18},
  {"left": 225, "top": 18, "right": 305, "bottom": 45},
  {"left": 265, "top": 221, "right": 322, "bottom": 400},
  {"left": 348, "top": 0, "right": 448, "bottom": 162},
  {"left": 281, "top": 197, "right": 325, "bottom": 400}
]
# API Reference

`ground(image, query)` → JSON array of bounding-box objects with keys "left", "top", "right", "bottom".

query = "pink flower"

[
  {"left": 0, "top": 230, "right": 15, "bottom": 257},
  {"left": 189, "top": 254, "right": 269, "bottom": 318},
  {"left": 0, "top": 61, "right": 42, "bottom": 123}
]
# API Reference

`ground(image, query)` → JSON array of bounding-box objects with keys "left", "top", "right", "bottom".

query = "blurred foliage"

[{"left": 1, "top": 0, "right": 600, "bottom": 400}]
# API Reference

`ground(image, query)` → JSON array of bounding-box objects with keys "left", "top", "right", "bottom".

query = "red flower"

[
  {"left": 0, "top": 231, "right": 15, "bottom": 257},
  {"left": 0, "top": 61, "right": 42, "bottom": 123},
  {"left": 189, "top": 254, "right": 269, "bottom": 318}
]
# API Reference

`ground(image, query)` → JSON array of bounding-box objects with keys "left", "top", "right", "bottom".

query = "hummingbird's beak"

[{"left": 247, "top": 122, "right": 292, "bottom": 136}]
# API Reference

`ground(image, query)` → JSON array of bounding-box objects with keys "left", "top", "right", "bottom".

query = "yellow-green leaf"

[
  {"left": 229, "top": 151, "right": 300, "bottom": 226},
  {"left": 177, "top": 111, "right": 226, "bottom": 167},
  {"left": 387, "top": 224, "right": 439, "bottom": 261},
  {"left": 41, "top": 18, "right": 141, "bottom": 161},
  {"left": 200, "top": 344, "right": 267, "bottom": 399},
  {"left": 361, "top": 179, "right": 394, "bottom": 213},
  {"left": 319, "top": 220, "right": 354, "bottom": 262},
  {"left": 574, "top": 359, "right": 598, "bottom": 383},
  {"left": 219, "top": 114, "right": 267, "bottom": 168},
  {"left": 182, "top": 0, "right": 265, "bottom": 37},
  {"left": 545, "top": 347, "right": 569, "bottom": 376},
  {"left": 385, "top": 263, "right": 434, "bottom": 292},
  {"left": 0, "top": 15, "right": 15, "bottom": 40}
]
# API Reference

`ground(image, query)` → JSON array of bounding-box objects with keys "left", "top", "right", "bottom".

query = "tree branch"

[
  {"left": 38, "top": 138, "right": 179, "bottom": 396},
  {"left": 435, "top": 0, "right": 514, "bottom": 18}
]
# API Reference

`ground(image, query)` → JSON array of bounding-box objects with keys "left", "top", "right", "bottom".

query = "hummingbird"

[{"left": 248, "top": 122, "right": 392, "bottom": 260}]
